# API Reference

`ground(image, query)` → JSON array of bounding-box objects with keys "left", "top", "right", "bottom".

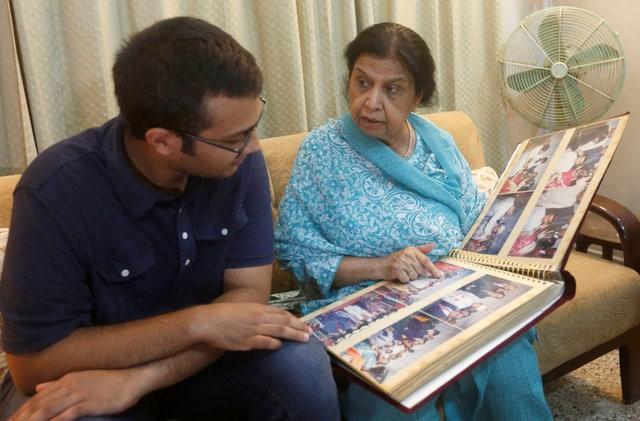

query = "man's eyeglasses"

[{"left": 169, "top": 97, "right": 266, "bottom": 156}]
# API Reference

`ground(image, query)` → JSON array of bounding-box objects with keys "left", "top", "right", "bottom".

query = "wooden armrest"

[{"left": 576, "top": 195, "right": 640, "bottom": 274}]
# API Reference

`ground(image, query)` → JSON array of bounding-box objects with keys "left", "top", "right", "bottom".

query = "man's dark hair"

[
  {"left": 344, "top": 22, "right": 437, "bottom": 107},
  {"left": 113, "top": 16, "right": 263, "bottom": 140}
]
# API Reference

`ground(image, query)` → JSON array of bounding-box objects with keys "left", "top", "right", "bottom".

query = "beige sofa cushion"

[
  {"left": 0, "top": 175, "right": 20, "bottom": 228},
  {"left": 535, "top": 251, "right": 640, "bottom": 373}
]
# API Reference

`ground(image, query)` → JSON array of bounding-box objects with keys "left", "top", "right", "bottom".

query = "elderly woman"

[{"left": 275, "top": 23, "right": 551, "bottom": 420}]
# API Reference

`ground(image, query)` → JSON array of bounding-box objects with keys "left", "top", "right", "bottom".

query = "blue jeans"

[{"left": 0, "top": 338, "right": 339, "bottom": 421}]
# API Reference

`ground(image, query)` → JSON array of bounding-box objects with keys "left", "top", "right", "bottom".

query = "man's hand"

[
  {"left": 380, "top": 243, "right": 443, "bottom": 282},
  {"left": 9, "top": 369, "right": 144, "bottom": 421},
  {"left": 196, "top": 302, "right": 312, "bottom": 351}
]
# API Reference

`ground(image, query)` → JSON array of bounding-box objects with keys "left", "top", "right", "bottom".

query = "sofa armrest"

[{"left": 576, "top": 195, "right": 640, "bottom": 274}]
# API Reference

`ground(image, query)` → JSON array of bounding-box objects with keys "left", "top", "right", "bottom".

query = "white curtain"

[{"left": 0, "top": 0, "right": 509, "bottom": 173}]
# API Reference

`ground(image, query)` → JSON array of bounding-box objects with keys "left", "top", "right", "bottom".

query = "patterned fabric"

[{"left": 274, "top": 115, "right": 485, "bottom": 314}]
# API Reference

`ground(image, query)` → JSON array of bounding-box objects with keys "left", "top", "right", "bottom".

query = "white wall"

[{"left": 500, "top": 0, "right": 640, "bottom": 213}]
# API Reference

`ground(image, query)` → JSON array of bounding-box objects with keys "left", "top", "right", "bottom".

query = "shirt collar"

[{"left": 101, "top": 117, "right": 173, "bottom": 219}]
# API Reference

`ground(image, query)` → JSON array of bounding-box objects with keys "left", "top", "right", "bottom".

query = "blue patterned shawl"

[{"left": 274, "top": 113, "right": 485, "bottom": 314}]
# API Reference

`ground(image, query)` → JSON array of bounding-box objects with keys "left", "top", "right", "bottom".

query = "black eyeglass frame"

[{"left": 168, "top": 97, "right": 266, "bottom": 156}]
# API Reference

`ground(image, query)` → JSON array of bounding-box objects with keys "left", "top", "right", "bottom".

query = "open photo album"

[{"left": 301, "top": 113, "right": 630, "bottom": 412}]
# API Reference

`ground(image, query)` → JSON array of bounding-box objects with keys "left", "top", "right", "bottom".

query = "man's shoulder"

[{"left": 17, "top": 119, "right": 117, "bottom": 194}]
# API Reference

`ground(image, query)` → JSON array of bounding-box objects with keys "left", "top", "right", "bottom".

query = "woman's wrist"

[{"left": 334, "top": 256, "right": 388, "bottom": 286}]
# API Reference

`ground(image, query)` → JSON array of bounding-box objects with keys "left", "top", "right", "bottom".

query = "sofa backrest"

[
  {"left": 260, "top": 111, "right": 485, "bottom": 214},
  {"left": 0, "top": 175, "right": 20, "bottom": 228}
]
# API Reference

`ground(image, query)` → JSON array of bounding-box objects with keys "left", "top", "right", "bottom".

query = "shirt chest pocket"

[
  {"left": 96, "top": 248, "right": 156, "bottom": 282},
  {"left": 95, "top": 248, "right": 157, "bottom": 323},
  {"left": 194, "top": 205, "right": 248, "bottom": 241}
]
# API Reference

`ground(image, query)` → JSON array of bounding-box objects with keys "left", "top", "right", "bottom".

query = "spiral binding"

[{"left": 448, "top": 249, "right": 557, "bottom": 281}]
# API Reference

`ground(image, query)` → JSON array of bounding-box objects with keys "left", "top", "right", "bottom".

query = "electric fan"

[{"left": 499, "top": 6, "right": 626, "bottom": 130}]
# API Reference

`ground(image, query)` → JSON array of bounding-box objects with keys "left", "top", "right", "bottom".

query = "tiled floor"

[{"left": 545, "top": 351, "right": 640, "bottom": 420}]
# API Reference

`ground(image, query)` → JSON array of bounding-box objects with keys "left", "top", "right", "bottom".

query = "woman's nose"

[{"left": 364, "top": 88, "right": 382, "bottom": 109}]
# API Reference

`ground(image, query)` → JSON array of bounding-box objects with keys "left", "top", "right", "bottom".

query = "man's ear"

[{"left": 144, "top": 128, "right": 182, "bottom": 156}]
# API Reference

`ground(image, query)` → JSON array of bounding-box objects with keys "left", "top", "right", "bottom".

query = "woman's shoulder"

[
  {"left": 303, "top": 118, "right": 345, "bottom": 147},
  {"left": 297, "top": 118, "right": 352, "bottom": 160},
  {"left": 291, "top": 118, "right": 350, "bottom": 175}
]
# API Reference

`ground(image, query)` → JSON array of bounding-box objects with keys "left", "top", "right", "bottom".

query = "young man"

[{"left": 0, "top": 17, "right": 339, "bottom": 420}]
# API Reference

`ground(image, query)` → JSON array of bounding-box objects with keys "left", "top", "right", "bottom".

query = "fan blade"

[
  {"left": 537, "top": 14, "right": 561, "bottom": 60},
  {"left": 507, "top": 69, "right": 549, "bottom": 92},
  {"left": 566, "top": 44, "right": 619, "bottom": 67},
  {"left": 558, "top": 77, "right": 585, "bottom": 121}
]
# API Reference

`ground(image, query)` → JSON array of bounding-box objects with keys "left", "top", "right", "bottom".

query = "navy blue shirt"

[{"left": 0, "top": 117, "right": 274, "bottom": 354}]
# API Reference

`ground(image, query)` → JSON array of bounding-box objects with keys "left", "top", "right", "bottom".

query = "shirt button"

[
  {"left": 221, "top": 228, "right": 229, "bottom": 236},
  {"left": 121, "top": 269, "right": 130, "bottom": 277},
  {"left": 184, "top": 258, "right": 191, "bottom": 266},
  {"left": 182, "top": 232, "right": 189, "bottom": 240}
]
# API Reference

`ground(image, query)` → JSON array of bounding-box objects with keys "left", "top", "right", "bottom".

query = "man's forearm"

[
  {"left": 9, "top": 264, "right": 274, "bottom": 394},
  {"left": 7, "top": 305, "right": 206, "bottom": 394},
  {"left": 132, "top": 343, "right": 223, "bottom": 397}
]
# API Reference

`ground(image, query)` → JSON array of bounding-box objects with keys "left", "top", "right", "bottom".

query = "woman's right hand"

[{"left": 380, "top": 243, "right": 444, "bottom": 282}]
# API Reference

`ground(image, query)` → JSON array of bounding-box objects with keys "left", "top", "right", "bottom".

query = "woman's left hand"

[{"left": 380, "top": 243, "right": 444, "bottom": 282}]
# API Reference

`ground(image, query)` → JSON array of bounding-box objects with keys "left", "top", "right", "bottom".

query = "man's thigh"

[
  {"left": 164, "top": 338, "right": 339, "bottom": 421},
  {"left": 0, "top": 374, "right": 29, "bottom": 421}
]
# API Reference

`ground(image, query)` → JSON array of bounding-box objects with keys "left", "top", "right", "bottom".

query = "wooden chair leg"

[{"left": 620, "top": 334, "right": 640, "bottom": 404}]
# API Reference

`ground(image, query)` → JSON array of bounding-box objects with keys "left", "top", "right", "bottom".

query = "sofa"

[{"left": 1, "top": 111, "right": 639, "bottom": 404}]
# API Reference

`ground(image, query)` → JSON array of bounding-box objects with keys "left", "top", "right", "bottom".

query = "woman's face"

[{"left": 348, "top": 54, "right": 421, "bottom": 144}]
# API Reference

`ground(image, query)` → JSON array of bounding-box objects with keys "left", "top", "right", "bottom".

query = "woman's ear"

[
  {"left": 414, "top": 93, "right": 423, "bottom": 109},
  {"left": 145, "top": 128, "right": 182, "bottom": 157}
]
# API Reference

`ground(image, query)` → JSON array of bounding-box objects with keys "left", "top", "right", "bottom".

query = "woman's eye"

[
  {"left": 357, "top": 78, "right": 369, "bottom": 89},
  {"left": 387, "top": 85, "right": 400, "bottom": 95}
]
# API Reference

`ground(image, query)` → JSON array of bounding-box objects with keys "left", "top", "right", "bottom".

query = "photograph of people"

[
  {"left": 498, "top": 132, "right": 562, "bottom": 194},
  {"left": 509, "top": 183, "right": 586, "bottom": 258},
  {"left": 426, "top": 276, "right": 530, "bottom": 329},
  {"left": 275, "top": 22, "right": 551, "bottom": 420},
  {"left": 466, "top": 193, "right": 532, "bottom": 254},
  {"left": 340, "top": 313, "right": 458, "bottom": 385},
  {"left": 375, "top": 262, "right": 474, "bottom": 305},
  {"left": 307, "top": 291, "right": 404, "bottom": 346},
  {"left": 543, "top": 119, "right": 617, "bottom": 191}
]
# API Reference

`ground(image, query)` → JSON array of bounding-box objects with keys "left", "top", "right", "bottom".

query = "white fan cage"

[{"left": 500, "top": 6, "right": 625, "bottom": 130}]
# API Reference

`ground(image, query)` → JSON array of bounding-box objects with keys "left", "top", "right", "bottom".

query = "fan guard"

[{"left": 500, "top": 6, "right": 625, "bottom": 130}]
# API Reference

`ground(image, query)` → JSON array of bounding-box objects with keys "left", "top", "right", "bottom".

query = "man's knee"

[{"left": 252, "top": 339, "right": 339, "bottom": 420}]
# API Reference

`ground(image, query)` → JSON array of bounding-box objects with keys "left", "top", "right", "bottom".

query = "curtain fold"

[
  {"left": 0, "top": 0, "right": 509, "bottom": 172},
  {"left": 0, "top": 0, "right": 35, "bottom": 175}
]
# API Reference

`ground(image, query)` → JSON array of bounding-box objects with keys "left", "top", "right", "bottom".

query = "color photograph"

[
  {"left": 307, "top": 291, "right": 405, "bottom": 346},
  {"left": 544, "top": 119, "right": 618, "bottom": 190},
  {"left": 508, "top": 188, "right": 583, "bottom": 258},
  {"left": 340, "top": 313, "right": 460, "bottom": 384},
  {"left": 465, "top": 193, "right": 533, "bottom": 254},
  {"left": 375, "top": 261, "right": 474, "bottom": 305},
  {"left": 499, "top": 132, "right": 564, "bottom": 194},
  {"left": 423, "top": 275, "right": 532, "bottom": 329}
]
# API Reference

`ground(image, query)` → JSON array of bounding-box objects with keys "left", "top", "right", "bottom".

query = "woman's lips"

[{"left": 360, "top": 116, "right": 384, "bottom": 127}]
